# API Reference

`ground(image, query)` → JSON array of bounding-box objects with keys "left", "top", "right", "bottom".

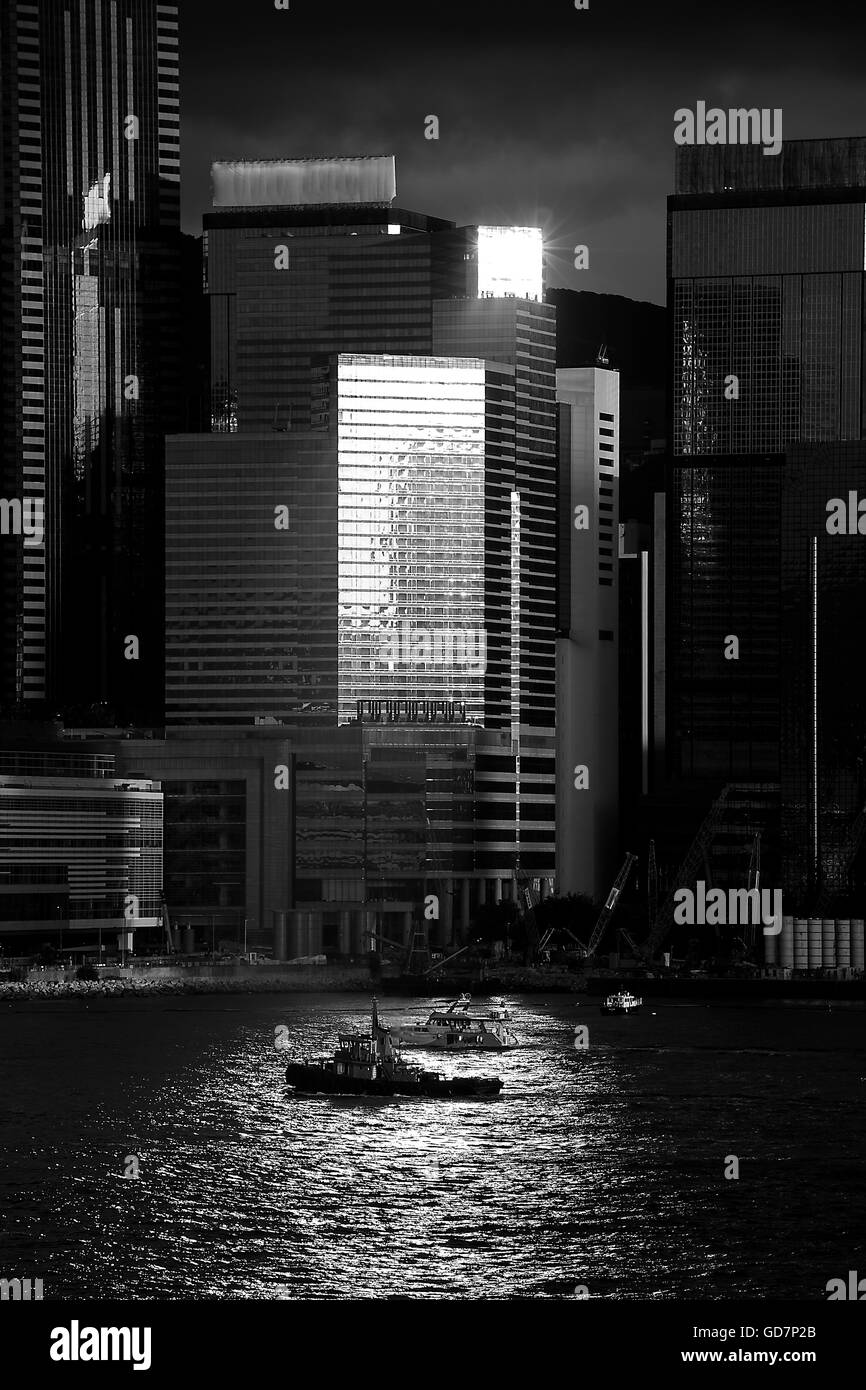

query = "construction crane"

[
  {"left": 539, "top": 853, "right": 638, "bottom": 959},
  {"left": 583, "top": 852, "right": 638, "bottom": 958},
  {"left": 637, "top": 787, "right": 733, "bottom": 961},
  {"left": 743, "top": 832, "right": 761, "bottom": 952},
  {"left": 618, "top": 927, "right": 642, "bottom": 958},
  {"left": 638, "top": 784, "right": 776, "bottom": 961},
  {"left": 647, "top": 840, "right": 658, "bottom": 932}
]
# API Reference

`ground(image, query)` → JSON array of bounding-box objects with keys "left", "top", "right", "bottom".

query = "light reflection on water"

[{"left": 0, "top": 993, "right": 863, "bottom": 1299}]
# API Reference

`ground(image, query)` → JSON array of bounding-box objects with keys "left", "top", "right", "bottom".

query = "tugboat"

[
  {"left": 389, "top": 994, "right": 519, "bottom": 1050},
  {"left": 284, "top": 1000, "right": 503, "bottom": 1097},
  {"left": 600, "top": 990, "right": 642, "bottom": 1015}
]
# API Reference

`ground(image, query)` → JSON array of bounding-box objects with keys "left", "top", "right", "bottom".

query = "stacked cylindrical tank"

[
  {"left": 286, "top": 910, "right": 323, "bottom": 958},
  {"left": 806, "top": 918, "right": 821, "bottom": 968},
  {"left": 793, "top": 918, "right": 809, "bottom": 970},
  {"left": 821, "top": 918, "right": 835, "bottom": 968},
  {"left": 765, "top": 917, "right": 866, "bottom": 972},
  {"left": 338, "top": 911, "right": 352, "bottom": 956},
  {"left": 272, "top": 910, "right": 288, "bottom": 961},
  {"left": 779, "top": 915, "right": 794, "bottom": 969}
]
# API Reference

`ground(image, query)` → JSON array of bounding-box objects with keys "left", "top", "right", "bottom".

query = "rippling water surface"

[{"left": 1, "top": 993, "right": 864, "bottom": 1299}]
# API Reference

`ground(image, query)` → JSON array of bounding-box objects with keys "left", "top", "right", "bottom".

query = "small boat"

[
  {"left": 600, "top": 990, "right": 642, "bottom": 1015},
  {"left": 389, "top": 993, "right": 519, "bottom": 1050},
  {"left": 284, "top": 1000, "right": 503, "bottom": 1097}
]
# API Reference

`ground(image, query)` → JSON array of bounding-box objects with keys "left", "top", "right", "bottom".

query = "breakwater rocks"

[
  {"left": 0, "top": 968, "right": 372, "bottom": 1001},
  {"left": 0, "top": 963, "right": 585, "bottom": 1001}
]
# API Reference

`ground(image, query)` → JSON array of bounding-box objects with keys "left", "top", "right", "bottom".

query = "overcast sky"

[{"left": 178, "top": 0, "right": 866, "bottom": 306}]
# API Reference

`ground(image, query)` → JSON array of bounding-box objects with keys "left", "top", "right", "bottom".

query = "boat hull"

[
  {"left": 285, "top": 1061, "right": 502, "bottom": 1097},
  {"left": 600, "top": 1004, "right": 640, "bottom": 1015},
  {"left": 389, "top": 1031, "right": 514, "bottom": 1051}
]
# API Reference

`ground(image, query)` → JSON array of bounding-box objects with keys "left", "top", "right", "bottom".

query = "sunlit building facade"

[
  {"left": 178, "top": 158, "right": 556, "bottom": 925},
  {"left": 335, "top": 354, "right": 493, "bottom": 725},
  {"left": 165, "top": 354, "right": 517, "bottom": 731}
]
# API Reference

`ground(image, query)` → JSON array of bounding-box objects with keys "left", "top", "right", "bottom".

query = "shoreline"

[
  {"left": 0, "top": 966, "right": 582, "bottom": 1001},
  {"left": 1, "top": 965, "right": 863, "bottom": 1002}
]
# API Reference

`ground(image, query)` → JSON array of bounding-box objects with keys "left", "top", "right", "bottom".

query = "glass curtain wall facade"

[
  {"left": 204, "top": 161, "right": 467, "bottom": 435},
  {"left": 669, "top": 456, "right": 783, "bottom": 780},
  {"left": 166, "top": 356, "right": 518, "bottom": 731},
  {"left": 780, "top": 443, "right": 866, "bottom": 913},
  {"left": 165, "top": 432, "right": 338, "bottom": 727},
  {"left": 432, "top": 298, "right": 558, "bottom": 730},
  {"left": 192, "top": 163, "right": 556, "bottom": 915},
  {"left": 0, "top": 0, "right": 183, "bottom": 723},
  {"left": 667, "top": 139, "right": 866, "bottom": 784},
  {"left": 336, "top": 354, "right": 490, "bottom": 725}
]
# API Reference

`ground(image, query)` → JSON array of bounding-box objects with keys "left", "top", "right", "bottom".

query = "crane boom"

[{"left": 584, "top": 852, "right": 638, "bottom": 958}]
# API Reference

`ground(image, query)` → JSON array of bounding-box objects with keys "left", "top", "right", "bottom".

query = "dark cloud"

[{"left": 178, "top": 0, "right": 866, "bottom": 304}]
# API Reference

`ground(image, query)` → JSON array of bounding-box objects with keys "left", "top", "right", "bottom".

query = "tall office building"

[
  {"left": 665, "top": 138, "right": 866, "bottom": 906},
  {"left": 668, "top": 138, "right": 866, "bottom": 783},
  {"left": 165, "top": 354, "right": 516, "bottom": 730},
  {"left": 191, "top": 160, "right": 556, "bottom": 912},
  {"left": 555, "top": 368, "right": 620, "bottom": 901},
  {"left": 0, "top": 0, "right": 183, "bottom": 723},
  {"left": 780, "top": 443, "right": 866, "bottom": 911},
  {"left": 204, "top": 159, "right": 556, "bottom": 725},
  {"left": 206, "top": 157, "right": 462, "bottom": 432},
  {"left": 161, "top": 343, "right": 554, "bottom": 941},
  {"left": 432, "top": 294, "right": 557, "bottom": 733}
]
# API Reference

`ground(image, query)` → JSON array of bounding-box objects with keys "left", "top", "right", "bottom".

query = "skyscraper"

[
  {"left": 780, "top": 442, "right": 866, "bottom": 911},
  {"left": 164, "top": 354, "right": 515, "bottom": 731},
  {"left": 665, "top": 137, "right": 866, "bottom": 908},
  {"left": 555, "top": 367, "right": 620, "bottom": 901},
  {"left": 205, "top": 157, "right": 464, "bottom": 433},
  {"left": 668, "top": 138, "right": 866, "bottom": 784},
  {"left": 155, "top": 159, "right": 557, "bottom": 943},
  {"left": 0, "top": 0, "right": 183, "bottom": 723},
  {"left": 203, "top": 159, "right": 557, "bottom": 732}
]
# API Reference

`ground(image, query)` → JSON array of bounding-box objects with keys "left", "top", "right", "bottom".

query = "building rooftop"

[
  {"left": 211, "top": 156, "right": 397, "bottom": 208},
  {"left": 674, "top": 136, "right": 866, "bottom": 195}
]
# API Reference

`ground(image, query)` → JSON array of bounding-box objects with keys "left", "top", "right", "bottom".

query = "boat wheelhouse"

[
  {"left": 389, "top": 994, "right": 519, "bottom": 1050},
  {"left": 283, "top": 1000, "right": 503, "bottom": 1097}
]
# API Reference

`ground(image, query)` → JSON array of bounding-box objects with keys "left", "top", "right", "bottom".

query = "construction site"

[{"left": 369, "top": 780, "right": 866, "bottom": 995}]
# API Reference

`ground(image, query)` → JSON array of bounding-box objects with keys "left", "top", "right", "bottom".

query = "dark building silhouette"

[
  {"left": 0, "top": 0, "right": 191, "bottom": 725},
  {"left": 661, "top": 137, "right": 866, "bottom": 912},
  {"left": 781, "top": 443, "right": 866, "bottom": 913},
  {"left": 667, "top": 138, "right": 866, "bottom": 785}
]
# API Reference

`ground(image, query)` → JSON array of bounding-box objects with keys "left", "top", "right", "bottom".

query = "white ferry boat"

[
  {"left": 389, "top": 994, "right": 519, "bottom": 1050},
  {"left": 600, "top": 990, "right": 643, "bottom": 1015}
]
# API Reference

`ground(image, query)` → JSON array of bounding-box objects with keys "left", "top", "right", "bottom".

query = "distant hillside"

[{"left": 545, "top": 289, "right": 666, "bottom": 390}]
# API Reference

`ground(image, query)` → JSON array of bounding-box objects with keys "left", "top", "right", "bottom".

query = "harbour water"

[{"left": 1, "top": 993, "right": 863, "bottom": 1300}]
